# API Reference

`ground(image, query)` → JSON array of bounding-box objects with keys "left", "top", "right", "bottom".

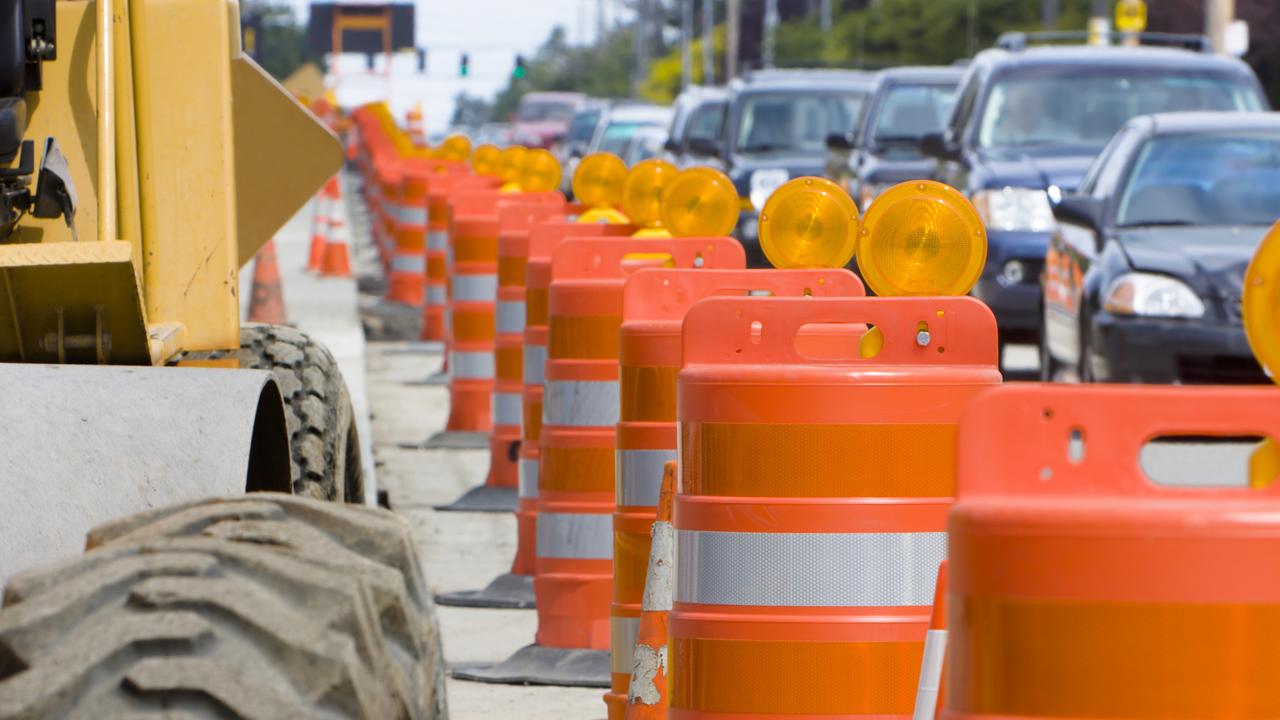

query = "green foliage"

[
  {"left": 241, "top": 1, "right": 324, "bottom": 81},
  {"left": 641, "top": 27, "right": 725, "bottom": 103},
  {"left": 451, "top": 92, "right": 493, "bottom": 128},
  {"left": 492, "top": 25, "right": 640, "bottom": 120}
]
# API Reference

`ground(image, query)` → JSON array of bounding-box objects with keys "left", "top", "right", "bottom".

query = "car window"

[
  {"left": 871, "top": 83, "right": 958, "bottom": 143},
  {"left": 976, "top": 70, "right": 1265, "bottom": 150},
  {"left": 686, "top": 102, "right": 725, "bottom": 144},
  {"left": 599, "top": 122, "right": 660, "bottom": 155},
  {"left": 948, "top": 68, "right": 982, "bottom": 140},
  {"left": 1085, "top": 127, "right": 1143, "bottom": 200},
  {"left": 566, "top": 110, "right": 601, "bottom": 143},
  {"left": 1115, "top": 132, "right": 1280, "bottom": 227},
  {"left": 518, "top": 100, "right": 576, "bottom": 122},
  {"left": 735, "top": 92, "right": 864, "bottom": 154}
]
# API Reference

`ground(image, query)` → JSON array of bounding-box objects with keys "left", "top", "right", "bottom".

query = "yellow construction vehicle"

[{"left": 0, "top": 1, "right": 447, "bottom": 716}]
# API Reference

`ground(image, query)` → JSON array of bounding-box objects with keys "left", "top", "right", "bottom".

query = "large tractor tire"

[
  {"left": 189, "top": 323, "right": 363, "bottom": 502},
  {"left": 0, "top": 494, "right": 448, "bottom": 719}
]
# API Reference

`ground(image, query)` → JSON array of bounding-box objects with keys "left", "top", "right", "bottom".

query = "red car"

[{"left": 511, "top": 91, "right": 585, "bottom": 149}]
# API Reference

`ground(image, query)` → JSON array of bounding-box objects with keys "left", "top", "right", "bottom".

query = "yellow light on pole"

[
  {"left": 758, "top": 176, "right": 859, "bottom": 269},
  {"left": 1115, "top": 0, "right": 1147, "bottom": 33},
  {"left": 498, "top": 145, "right": 528, "bottom": 186},
  {"left": 856, "top": 180, "right": 986, "bottom": 297},
  {"left": 621, "top": 158, "right": 678, "bottom": 229},
  {"left": 659, "top": 167, "right": 739, "bottom": 237},
  {"left": 520, "top": 148, "right": 563, "bottom": 193},
  {"left": 471, "top": 144, "right": 502, "bottom": 177},
  {"left": 572, "top": 152, "right": 628, "bottom": 209},
  {"left": 438, "top": 133, "right": 473, "bottom": 162}
]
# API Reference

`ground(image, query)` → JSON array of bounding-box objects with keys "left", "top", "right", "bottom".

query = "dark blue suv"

[{"left": 920, "top": 33, "right": 1268, "bottom": 352}]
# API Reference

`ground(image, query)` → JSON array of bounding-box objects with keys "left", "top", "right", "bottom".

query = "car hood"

[
  {"left": 1115, "top": 225, "right": 1269, "bottom": 296},
  {"left": 976, "top": 150, "right": 1095, "bottom": 193},
  {"left": 862, "top": 155, "right": 938, "bottom": 184},
  {"left": 729, "top": 153, "right": 826, "bottom": 190}
]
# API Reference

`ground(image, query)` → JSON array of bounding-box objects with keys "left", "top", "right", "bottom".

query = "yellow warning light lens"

[
  {"left": 576, "top": 206, "right": 631, "bottom": 225},
  {"left": 572, "top": 152, "right": 628, "bottom": 209},
  {"left": 1243, "top": 221, "right": 1280, "bottom": 383},
  {"left": 471, "top": 144, "right": 502, "bottom": 177},
  {"left": 758, "top": 176, "right": 859, "bottom": 269},
  {"left": 438, "top": 133, "right": 473, "bottom": 162},
  {"left": 498, "top": 146, "right": 529, "bottom": 184},
  {"left": 520, "top": 148, "right": 563, "bottom": 193},
  {"left": 856, "top": 180, "right": 987, "bottom": 297},
  {"left": 621, "top": 158, "right": 678, "bottom": 229},
  {"left": 659, "top": 167, "right": 740, "bottom": 237}
]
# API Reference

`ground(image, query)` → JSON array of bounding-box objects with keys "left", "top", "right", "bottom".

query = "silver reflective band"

[
  {"left": 451, "top": 351, "right": 494, "bottom": 379},
  {"left": 426, "top": 285, "right": 448, "bottom": 305},
  {"left": 616, "top": 449, "right": 678, "bottom": 507},
  {"left": 544, "top": 380, "right": 620, "bottom": 427},
  {"left": 610, "top": 615, "right": 640, "bottom": 674},
  {"left": 519, "top": 458, "right": 539, "bottom": 499},
  {"left": 497, "top": 301, "right": 526, "bottom": 335},
  {"left": 383, "top": 202, "right": 402, "bottom": 224},
  {"left": 427, "top": 230, "right": 448, "bottom": 251},
  {"left": 676, "top": 530, "right": 946, "bottom": 607},
  {"left": 390, "top": 253, "right": 426, "bottom": 273},
  {"left": 400, "top": 206, "right": 427, "bottom": 226},
  {"left": 523, "top": 344, "right": 547, "bottom": 386},
  {"left": 453, "top": 274, "right": 498, "bottom": 302},
  {"left": 493, "top": 392, "right": 522, "bottom": 426},
  {"left": 536, "top": 512, "right": 613, "bottom": 559},
  {"left": 912, "top": 629, "right": 948, "bottom": 720}
]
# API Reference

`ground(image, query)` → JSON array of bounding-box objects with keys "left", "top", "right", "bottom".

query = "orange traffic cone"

[
  {"left": 913, "top": 561, "right": 948, "bottom": 720},
  {"left": 322, "top": 180, "right": 353, "bottom": 278},
  {"left": 247, "top": 239, "right": 286, "bottom": 324},
  {"left": 622, "top": 461, "right": 677, "bottom": 720},
  {"left": 307, "top": 178, "right": 335, "bottom": 272}
]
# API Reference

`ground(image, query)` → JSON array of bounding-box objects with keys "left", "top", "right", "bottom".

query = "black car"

[
  {"left": 825, "top": 66, "right": 962, "bottom": 211},
  {"left": 686, "top": 69, "right": 873, "bottom": 266},
  {"left": 1041, "top": 112, "right": 1280, "bottom": 384},
  {"left": 920, "top": 34, "right": 1269, "bottom": 354}
]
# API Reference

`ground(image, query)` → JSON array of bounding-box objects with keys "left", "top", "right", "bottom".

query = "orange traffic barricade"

[
  {"left": 948, "top": 384, "right": 1280, "bottom": 719},
  {"left": 670, "top": 295, "right": 999, "bottom": 719},
  {"left": 606, "top": 267, "right": 866, "bottom": 719},
  {"left": 438, "top": 220, "right": 632, "bottom": 610},
  {"left": 455, "top": 234, "right": 744, "bottom": 686},
  {"left": 385, "top": 167, "right": 429, "bottom": 306}
]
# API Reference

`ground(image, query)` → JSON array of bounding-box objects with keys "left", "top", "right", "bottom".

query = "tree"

[
  {"left": 450, "top": 92, "right": 494, "bottom": 129},
  {"left": 240, "top": 1, "right": 325, "bottom": 81}
]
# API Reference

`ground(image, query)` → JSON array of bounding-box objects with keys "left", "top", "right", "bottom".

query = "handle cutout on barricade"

[
  {"left": 1140, "top": 435, "right": 1264, "bottom": 489},
  {"left": 794, "top": 322, "right": 866, "bottom": 361},
  {"left": 552, "top": 236, "right": 745, "bottom": 281}
]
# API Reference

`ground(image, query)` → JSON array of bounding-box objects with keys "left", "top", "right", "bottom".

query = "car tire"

[{"left": 0, "top": 494, "right": 448, "bottom": 719}]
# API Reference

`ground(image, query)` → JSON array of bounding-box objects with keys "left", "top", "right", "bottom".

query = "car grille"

[{"left": 1178, "top": 355, "right": 1268, "bottom": 385}]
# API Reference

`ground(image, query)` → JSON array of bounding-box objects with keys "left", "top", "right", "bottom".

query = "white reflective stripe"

[
  {"left": 497, "top": 301, "right": 526, "bottom": 335},
  {"left": 400, "top": 205, "right": 427, "bottom": 226},
  {"left": 425, "top": 285, "right": 447, "bottom": 305},
  {"left": 544, "top": 380, "right": 620, "bottom": 427},
  {"left": 453, "top": 274, "right": 498, "bottom": 302},
  {"left": 617, "top": 449, "right": 678, "bottom": 507},
  {"left": 493, "top": 392, "right": 522, "bottom": 426},
  {"left": 451, "top": 351, "right": 494, "bottom": 379},
  {"left": 676, "top": 530, "right": 946, "bottom": 607},
  {"left": 427, "top": 230, "right": 448, "bottom": 251},
  {"left": 519, "top": 458, "right": 539, "bottom": 499},
  {"left": 390, "top": 253, "right": 426, "bottom": 273},
  {"left": 611, "top": 615, "right": 641, "bottom": 674},
  {"left": 523, "top": 344, "right": 547, "bottom": 386},
  {"left": 912, "top": 629, "right": 948, "bottom": 720},
  {"left": 536, "top": 512, "right": 613, "bottom": 559}
]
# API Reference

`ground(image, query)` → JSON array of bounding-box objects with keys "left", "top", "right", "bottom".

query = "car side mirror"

[
  {"left": 663, "top": 138, "right": 679, "bottom": 153},
  {"left": 825, "top": 132, "right": 855, "bottom": 151},
  {"left": 687, "top": 136, "right": 721, "bottom": 158},
  {"left": 1052, "top": 195, "right": 1104, "bottom": 232},
  {"left": 919, "top": 131, "right": 959, "bottom": 161}
]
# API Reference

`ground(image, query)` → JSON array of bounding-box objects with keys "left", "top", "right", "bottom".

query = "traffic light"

[
  {"left": 459, "top": 52, "right": 470, "bottom": 77},
  {"left": 513, "top": 54, "right": 527, "bottom": 79}
]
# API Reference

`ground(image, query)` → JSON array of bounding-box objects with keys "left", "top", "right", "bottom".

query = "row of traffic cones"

[{"left": 306, "top": 175, "right": 354, "bottom": 278}]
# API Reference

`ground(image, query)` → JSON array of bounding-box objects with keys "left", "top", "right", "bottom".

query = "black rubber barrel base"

[
  {"left": 452, "top": 644, "right": 610, "bottom": 688},
  {"left": 434, "top": 485, "right": 517, "bottom": 513},
  {"left": 436, "top": 573, "right": 534, "bottom": 609}
]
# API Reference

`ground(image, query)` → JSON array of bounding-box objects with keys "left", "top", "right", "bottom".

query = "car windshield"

[
  {"left": 686, "top": 102, "right": 725, "bottom": 142},
  {"left": 566, "top": 110, "right": 601, "bottom": 143},
  {"left": 871, "top": 83, "right": 958, "bottom": 143},
  {"left": 977, "top": 70, "right": 1264, "bottom": 150},
  {"left": 1116, "top": 132, "right": 1280, "bottom": 227},
  {"left": 518, "top": 100, "right": 576, "bottom": 122},
  {"left": 735, "top": 92, "right": 864, "bottom": 154},
  {"left": 599, "top": 122, "right": 661, "bottom": 155}
]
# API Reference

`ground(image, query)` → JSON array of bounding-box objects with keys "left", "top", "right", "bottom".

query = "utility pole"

[
  {"left": 1205, "top": 0, "right": 1234, "bottom": 54},
  {"left": 1041, "top": 0, "right": 1060, "bottom": 28},
  {"left": 726, "top": 0, "right": 739, "bottom": 80},
  {"left": 702, "top": 0, "right": 714, "bottom": 84},
  {"left": 820, "top": 0, "right": 832, "bottom": 34},
  {"left": 682, "top": 0, "right": 693, "bottom": 89},
  {"left": 1088, "top": 0, "right": 1111, "bottom": 45},
  {"left": 633, "top": 0, "right": 650, "bottom": 96},
  {"left": 763, "top": 0, "right": 779, "bottom": 69},
  {"left": 597, "top": 0, "right": 606, "bottom": 44}
]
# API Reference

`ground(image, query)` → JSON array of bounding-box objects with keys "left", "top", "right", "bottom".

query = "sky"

[{"left": 287, "top": 0, "right": 629, "bottom": 132}]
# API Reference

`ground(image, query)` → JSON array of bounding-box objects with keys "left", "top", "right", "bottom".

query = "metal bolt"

[{"left": 916, "top": 330, "right": 931, "bottom": 347}]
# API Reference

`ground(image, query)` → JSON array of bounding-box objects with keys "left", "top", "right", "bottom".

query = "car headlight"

[
  {"left": 749, "top": 169, "right": 790, "bottom": 211},
  {"left": 971, "top": 187, "right": 1055, "bottom": 232},
  {"left": 857, "top": 182, "right": 885, "bottom": 212},
  {"left": 1103, "top": 273, "right": 1205, "bottom": 318}
]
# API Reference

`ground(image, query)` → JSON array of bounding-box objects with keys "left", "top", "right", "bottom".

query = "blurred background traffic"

[{"left": 249, "top": 0, "right": 1279, "bottom": 383}]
